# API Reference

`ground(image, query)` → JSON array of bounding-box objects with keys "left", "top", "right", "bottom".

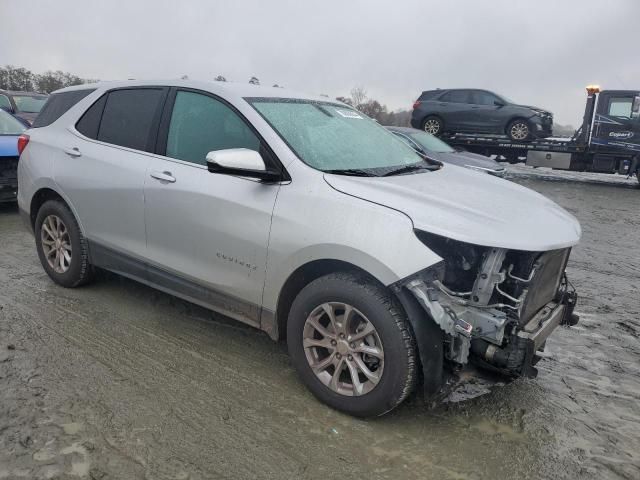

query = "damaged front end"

[{"left": 396, "top": 231, "right": 578, "bottom": 394}]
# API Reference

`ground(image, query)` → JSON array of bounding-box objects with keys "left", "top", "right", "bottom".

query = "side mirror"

[
  {"left": 206, "top": 148, "right": 281, "bottom": 181},
  {"left": 494, "top": 100, "right": 505, "bottom": 107}
]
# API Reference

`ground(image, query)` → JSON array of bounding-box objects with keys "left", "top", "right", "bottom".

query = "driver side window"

[
  {"left": 607, "top": 97, "right": 633, "bottom": 119},
  {"left": 166, "top": 91, "right": 260, "bottom": 165},
  {"left": 471, "top": 91, "right": 498, "bottom": 106}
]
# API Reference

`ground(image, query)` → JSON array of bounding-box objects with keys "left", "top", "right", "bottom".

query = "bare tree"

[{"left": 350, "top": 86, "right": 367, "bottom": 108}]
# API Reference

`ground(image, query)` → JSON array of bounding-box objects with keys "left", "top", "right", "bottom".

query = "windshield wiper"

[
  {"left": 325, "top": 168, "right": 379, "bottom": 177},
  {"left": 382, "top": 163, "right": 439, "bottom": 176}
]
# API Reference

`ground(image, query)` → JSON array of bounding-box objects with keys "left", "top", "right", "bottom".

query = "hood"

[
  {"left": 324, "top": 165, "right": 581, "bottom": 252},
  {"left": 517, "top": 105, "right": 551, "bottom": 115},
  {"left": 0, "top": 135, "right": 19, "bottom": 157},
  {"left": 428, "top": 150, "right": 504, "bottom": 172}
]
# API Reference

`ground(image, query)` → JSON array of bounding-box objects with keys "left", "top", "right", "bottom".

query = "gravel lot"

[{"left": 1, "top": 170, "right": 639, "bottom": 480}]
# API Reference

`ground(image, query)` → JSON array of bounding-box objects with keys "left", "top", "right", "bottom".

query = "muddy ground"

[{"left": 0, "top": 170, "right": 639, "bottom": 480}]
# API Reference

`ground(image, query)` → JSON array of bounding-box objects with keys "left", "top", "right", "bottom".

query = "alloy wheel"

[
  {"left": 302, "top": 302, "right": 384, "bottom": 396},
  {"left": 510, "top": 122, "right": 530, "bottom": 140},
  {"left": 41, "top": 214, "right": 72, "bottom": 273},
  {"left": 423, "top": 119, "right": 441, "bottom": 135}
]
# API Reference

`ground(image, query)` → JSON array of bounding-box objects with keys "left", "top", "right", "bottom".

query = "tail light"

[
  {"left": 412, "top": 100, "right": 421, "bottom": 110},
  {"left": 17, "top": 134, "right": 30, "bottom": 155}
]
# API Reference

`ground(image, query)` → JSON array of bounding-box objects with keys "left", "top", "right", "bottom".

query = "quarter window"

[
  {"left": 88, "top": 88, "right": 165, "bottom": 151},
  {"left": 607, "top": 97, "right": 633, "bottom": 118},
  {"left": 32, "top": 90, "right": 94, "bottom": 128},
  {"left": 440, "top": 90, "right": 471, "bottom": 104},
  {"left": 166, "top": 91, "right": 260, "bottom": 165}
]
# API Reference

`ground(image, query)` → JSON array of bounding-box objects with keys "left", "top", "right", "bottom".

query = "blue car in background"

[{"left": 0, "top": 108, "right": 26, "bottom": 203}]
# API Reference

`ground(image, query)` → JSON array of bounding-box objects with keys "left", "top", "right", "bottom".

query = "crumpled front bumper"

[{"left": 403, "top": 274, "right": 578, "bottom": 378}]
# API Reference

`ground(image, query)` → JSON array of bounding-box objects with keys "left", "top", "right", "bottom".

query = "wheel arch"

[
  {"left": 272, "top": 259, "right": 386, "bottom": 341},
  {"left": 505, "top": 116, "right": 530, "bottom": 134},
  {"left": 29, "top": 187, "right": 86, "bottom": 236},
  {"left": 422, "top": 114, "right": 445, "bottom": 132}
]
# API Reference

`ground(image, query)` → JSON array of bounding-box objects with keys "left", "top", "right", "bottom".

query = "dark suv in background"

[
  {"left": 0, "top": 90, "right": 49, "bottom": 126},
  {"left": 411, "top": 88, "right": 553, "bottom": 141}
]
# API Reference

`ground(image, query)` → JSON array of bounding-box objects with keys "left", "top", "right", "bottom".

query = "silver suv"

[{"left": 17, "top": 80, "right": 581, "bottom": 417}]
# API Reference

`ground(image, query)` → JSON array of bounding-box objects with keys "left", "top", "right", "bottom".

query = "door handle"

[
  {"left": 64, "top": 147, "right": 82, "bottom": 157},
  {"left": 150, "top": 171, "right": 176, "bottom": 183}
]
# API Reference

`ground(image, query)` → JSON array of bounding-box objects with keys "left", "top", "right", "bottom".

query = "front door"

[
  {"left": 143, "top": 89, "right": 281, "bottom": 326},
  {"left": 591, "top": 91, "right": 640, "bottom": 155}
]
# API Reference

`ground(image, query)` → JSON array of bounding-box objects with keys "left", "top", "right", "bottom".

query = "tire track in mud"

[{"left": 0, "top": 254, "right": 554, "bottom": 480}]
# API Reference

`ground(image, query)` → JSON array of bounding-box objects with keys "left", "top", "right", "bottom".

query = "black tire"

[
  {"left": 422, "top": 116, "right": 443, "bottom": 136},
  {"left": 35, "top": 199, "right": 93, "bottom": 288},
  {"left": 287, "top": 272, "right": 417, "bottom": 417},
  {"left": 506, "top": 118, "right": 532, "bottom": 141}
]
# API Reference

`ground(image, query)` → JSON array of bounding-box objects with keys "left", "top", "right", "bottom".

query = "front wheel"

[
  {"left": 507, "top": 119, "right": 532, "bottom": 141},
  {"left": 287, "top": 272, "right": 417, "bottom": 417}
]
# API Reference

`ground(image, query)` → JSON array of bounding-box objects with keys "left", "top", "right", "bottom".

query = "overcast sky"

[{"left": 1, "top": 0, "right": 638, "bottom": 125}]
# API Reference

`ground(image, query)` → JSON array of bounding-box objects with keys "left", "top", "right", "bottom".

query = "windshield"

[
  {"left": 0, "top": 109, "right": 26, "bottom": 135},
  {"left": 13, "top": 95, "right": 48, "bottom": 113},
  {"left": 406, "top": 130, "right": 455, "bottom": 153},
  {"left": 250, "top": 99, "right": 425, "bottom": 174}
]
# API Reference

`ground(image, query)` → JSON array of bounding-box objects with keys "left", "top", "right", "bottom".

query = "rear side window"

[
  {"left": 440, "top": 90, "right": 471, "bottom": 104},
  {"left": 77, "top": 88, "right": 165, "bottom": 151},
  {"left": 98, "top": 89, "right": 164, "bottom": 151},
  {"left": 31, "top": 90, "right": 94, "bottom": 128}
]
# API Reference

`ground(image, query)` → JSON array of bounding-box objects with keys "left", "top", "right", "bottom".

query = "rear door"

[
  {"left": 143, "top": 88, "right": 281, "bottom": 326},
  {"left": 437, "top": 90, "right": 474, "bottom": 131},
  {"left": 591, "top": 91, "right": 640, "bottom": 154},
  {"left": 61, "top": 87, "right": 168, "bottom": 260}
]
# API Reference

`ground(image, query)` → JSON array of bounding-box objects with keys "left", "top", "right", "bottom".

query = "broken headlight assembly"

[{"left": 404, "top": 231, "right": 578, "bottom": 377}]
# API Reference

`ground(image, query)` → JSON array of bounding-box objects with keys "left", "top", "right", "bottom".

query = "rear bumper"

[
  {"left": 0, "top": 183, "right": 17, "bottom": 203},
  {"left": 19, "top": 206, "right": 32, "bottom": 234},
  {"left": 410, "top": 111, "right": 424, "bottom": 129}
]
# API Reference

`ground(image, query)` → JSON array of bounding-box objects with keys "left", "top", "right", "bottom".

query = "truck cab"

[{"left": 589, "top": 89, "right": 640, "bottom": 157}]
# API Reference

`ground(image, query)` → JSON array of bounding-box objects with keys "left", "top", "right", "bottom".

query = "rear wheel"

[
  {"left": 507, "top": 119, "right": 531, "bottom": 141},
  {"left": 422, "top": 116, "right": 443, "bottom": 136},
  {"left": 287, "top": 273, "right": 417, "bottom": 417},
  {"left": 35, "top": 200, "right": 93, "bottom": 288}
]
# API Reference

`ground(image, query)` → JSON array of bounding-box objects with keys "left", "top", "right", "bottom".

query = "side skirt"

[{"left": 88, "top": 240, "right": 268, "bottom": 330}]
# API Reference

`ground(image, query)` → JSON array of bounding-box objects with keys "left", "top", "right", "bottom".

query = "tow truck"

[{"left": 442, "top": 86, "right": 640, "bottom": 184}]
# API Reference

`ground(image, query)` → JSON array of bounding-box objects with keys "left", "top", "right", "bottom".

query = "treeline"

[
  {"left": 336, "top": 87, "right": 410, "bottom": 127},
  {"left": 0, "top": 65, "right": 97, "bottom": 94},
  {"left": 0, "top": 66, "right": 411, "bottom": 126}
]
